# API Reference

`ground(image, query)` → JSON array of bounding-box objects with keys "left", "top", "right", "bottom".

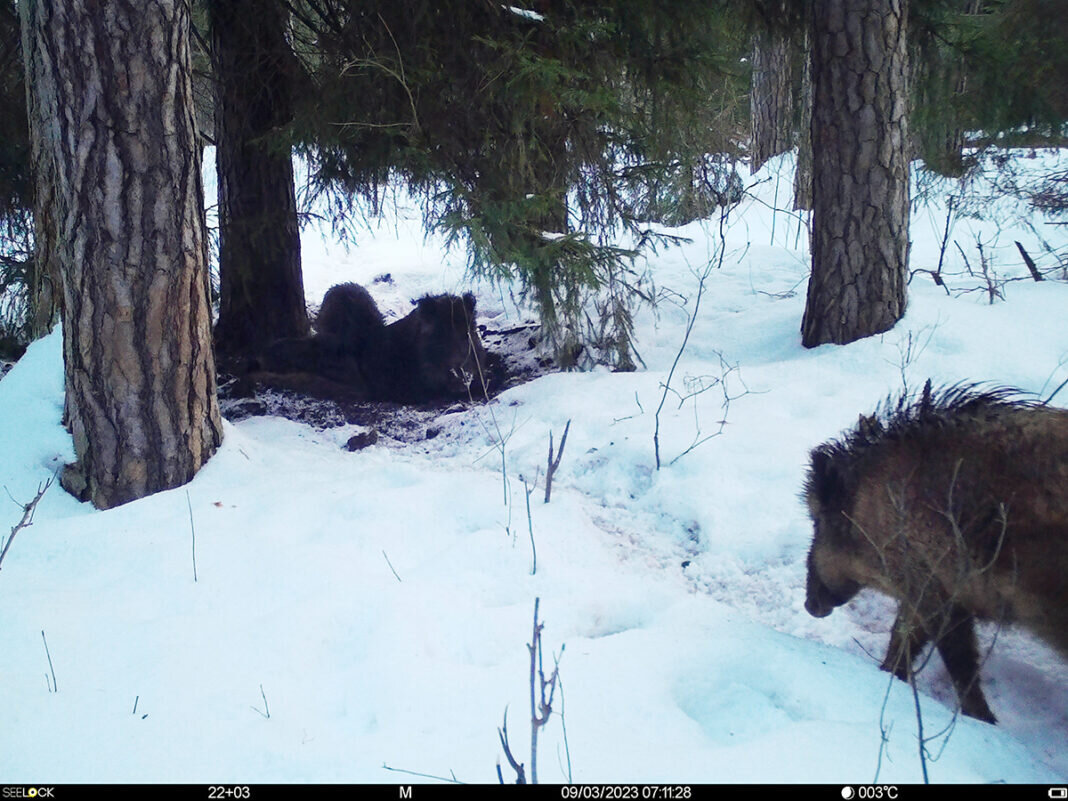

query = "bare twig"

[
  {"left": 932, "top": 197, "right": 954, "bottom": 295},
  {"left": 556, "top": 660, "right": 573, "bottom": 784},
  {"left": 1044, "top": 377, "right": 1068, "bottom": 405},
  {"left": 528, "top": 597, "right": 561, "bottom": 784},
  {"left": 654, "top": 200, "right": 736, "bottom": 469},
  {"left": 499, "top": 598, "right": 565, "bottom": 784},
  {"left": 337, "top": 13, "right": 420, "bottom": 136},
  {"left": 544, "top": 420, "right": 571, "bottom": 504},
  {"left": 383, "top": 764, "right": 464, "bottom": 784},
  {"left": 667, "top": 355, "right": 753, "bottom": 468},
  {"left": 186, "top": 490, "right": 197, "bottom": 583},
  {"left": 954, "top": 240, "right": 973, "bottom": 276},
  {"left": 885, "top": 324, "right": 940, "bottom": 394},
  {"left": 497, "top": 707, "right": 526, "bottom": 784},
  {"left": 252, "top": 684, "right": 270, "bottom": 719},
  {"left": 382, "top": 550, "right": 402, "bottom": 582},
  {"left": 41, "top": 630, "right": 57, "bottom": 692},
  {"left": 654, "top": 259, "right": 711, "bottom": 471},
  {"left": 522, "top": 475, "right": 538, "bottom": 576},
  {"left": 611, "top": 393, "right": 644, "bottom": 424},
  {"left": 909, "top": 675, "right": 930, "bottom": 784},
  {"left": 1, "top": 475, "right": 55, "bottom": 573},
  {"left": 873, "top": 672, "right": 896, "bottom": 784}
]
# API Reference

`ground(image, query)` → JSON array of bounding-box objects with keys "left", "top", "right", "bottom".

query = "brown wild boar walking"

[{"left": 803, "top": 382, "right": 1068, "bottom": 723}]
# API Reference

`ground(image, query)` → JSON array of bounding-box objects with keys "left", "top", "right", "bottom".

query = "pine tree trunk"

[
  {"left": 793, "top": 29, "right": 813, "bottom": 211},
  {"left": 23, "top": 0, "right": 223, "bottom": 509},
  {"left": 801, "top": 0, "right": 910, "bottom": 347},
  {"left": 210, "top": 0, "right": 307, "bottom": 358},
  {"left": 17, "top": 3, "right": 61, "bottom": 340},
  {"left": 749, "top": 28, "right": 794, "bottom": 174}
]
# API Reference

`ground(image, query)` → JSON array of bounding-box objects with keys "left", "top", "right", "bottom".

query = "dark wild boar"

[
  {"left": 315, "top": 282, "right": 385, "bottom": 358},
  {"left": 363, "top": 292, "right": 488, "bottom": 403},
  {"left": 252, "top": 282, "right": 385, "bottom": 394},
  {"left": 803, "top": 383, "right": 1068, "bottom": 723},
  {"left": 255, "top": 333, "right": 369, "bottom": 397},
  {"left": 252, "top": 284, "right": 489, "bottom": 404}
]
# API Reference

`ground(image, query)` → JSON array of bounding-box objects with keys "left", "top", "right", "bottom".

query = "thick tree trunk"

[
  {"left": 17, "top": 2, "right": 60, "bottom": 340},
  {"left": 23, "top": 0, "right": 223, "bottom": 509},
  {"left": 801, "top": 0, "right": 910, "bottom": 347},
  {"left": 210, "top": 0, "right": 307, "bottom": 358},
  {"left": 749, "top": 28, "right": 794, "bottom": 174}
]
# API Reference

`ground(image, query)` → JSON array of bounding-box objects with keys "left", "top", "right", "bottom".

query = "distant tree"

[
  {"left": 209, "top": 0, "right": 308, "bottom": 359},
  {"left": 749, "top": 27, "right": 795, "bottom": 174},
  {"left": 911, "top": 0, "right": 1068, "bottom": 175},
  {"left": 0, "top": 0, "right": 34, "bottom": 351},
  {"left": 800, "top": 0, "right": 910, "bottom": 347},
  {"left": 22, "top": 0, "right": 222, "bottom": 508},
  {"left": 744, "top": 2, "right": 810, "bottom": 203}
]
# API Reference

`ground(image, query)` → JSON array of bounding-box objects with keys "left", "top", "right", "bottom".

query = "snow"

[
  {"left": 505, "top": 6, "right": 545, "bottom": 23},
  {"left": 1, "top": 150, "right": 1066, "bottom": 785}
]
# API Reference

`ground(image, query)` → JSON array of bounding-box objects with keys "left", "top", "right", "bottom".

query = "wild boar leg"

[
  {"left": 880, "top": 608, "right": 931, "bottom": 681},
  {"left": 933, "top": 605, "right": 996, "bottom": 724},
  {"left": 880, "top": 603, "right": 996, "bottom": 723}
]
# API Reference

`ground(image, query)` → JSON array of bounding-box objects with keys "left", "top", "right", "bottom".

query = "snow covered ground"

[{"left": 1, "top": 150, "right": 1066, "bottom": 784}]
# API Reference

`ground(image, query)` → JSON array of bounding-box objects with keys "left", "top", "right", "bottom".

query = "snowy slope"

[{"left": 0, "top": 150, "right": 1065, "bottom": 784}]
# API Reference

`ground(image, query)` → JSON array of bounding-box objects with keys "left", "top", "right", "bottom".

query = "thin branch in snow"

[
  {"left": 252, "top": 684, "right": 270, "bottom": 719},
  {"left": 0, "top": 474, "right": 55, "bottom": 573},
  {"left": 41, "top": 630, "right": 57, "bottom": 693},
  {"left": 382, "top": 550, "right": 402, "bottom": 582},
  {"left": 544, "top": 420, "right": 570, "bottom": 504}
]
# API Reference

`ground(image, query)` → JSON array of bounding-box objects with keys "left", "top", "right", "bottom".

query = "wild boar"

[
  {"left": 362, "top": 292, "right": 488, "bottom": 402},
  {"left": 803, "top": 382, "right": 1068, "bottom": 723},
  {"left": 315, "top": 282, "right": 385, "bottom": 359},
  {"left": 254, "top": 285, "right": 489, "bottom": 404}
]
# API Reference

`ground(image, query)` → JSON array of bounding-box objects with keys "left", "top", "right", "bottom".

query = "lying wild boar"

[
  {"left": 803, "top": 382, "right": 1068, "bottom": 723},
  {"left": 315, "top": 281, "right": 385, "bottom": 359},
  {"left": 254, "top": 285, "right": 489, "bottom": 404},
  {"left": 361, "top": 292, "right": 488, "bottom": 403}
]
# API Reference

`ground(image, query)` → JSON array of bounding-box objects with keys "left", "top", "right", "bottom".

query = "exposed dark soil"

[{"left": 218, "top": 321, "right": 555, "bottom": 444}]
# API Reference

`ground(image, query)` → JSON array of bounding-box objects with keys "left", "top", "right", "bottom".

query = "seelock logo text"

[{"left": 3, "top": 789, "right": 55, "bottom": 798}]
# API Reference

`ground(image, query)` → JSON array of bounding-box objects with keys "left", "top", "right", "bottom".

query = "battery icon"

[{"left": 1049, "top": 789, "right": 1067, "bottom": 799}]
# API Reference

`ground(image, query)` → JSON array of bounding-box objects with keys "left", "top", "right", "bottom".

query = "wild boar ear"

[
  {"left": 809, "top": 446, "right": 846, "bottom": 509},
  {"left": 857, "top": 413, "right": 881, "bottom": 440},
  {"left": 463, "top": 292, "right": 476, "bottom": 317}
]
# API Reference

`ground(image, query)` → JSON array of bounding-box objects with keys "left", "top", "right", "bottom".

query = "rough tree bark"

[
  {"left": 210, "top": 0, "right": 307, "bottom": 358},
  {"left": 22, "top": 0, "right": 223, "bottom": 509},
  {"left": 749, "top": 27, "right": 794, "bottom": 174},
  {"left": 16, "top": 2, "right": 60, "bottom": 339},
  {"left": 801, "top": 0, "right": 910, "bottom": 347},
  {"left": 793, "top": 28, "right": 813, "bottom": 211}
]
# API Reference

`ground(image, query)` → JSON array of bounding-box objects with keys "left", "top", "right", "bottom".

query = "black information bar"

[{"left": 1, "top": 785, "right": 1064, "bottom": 800}]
